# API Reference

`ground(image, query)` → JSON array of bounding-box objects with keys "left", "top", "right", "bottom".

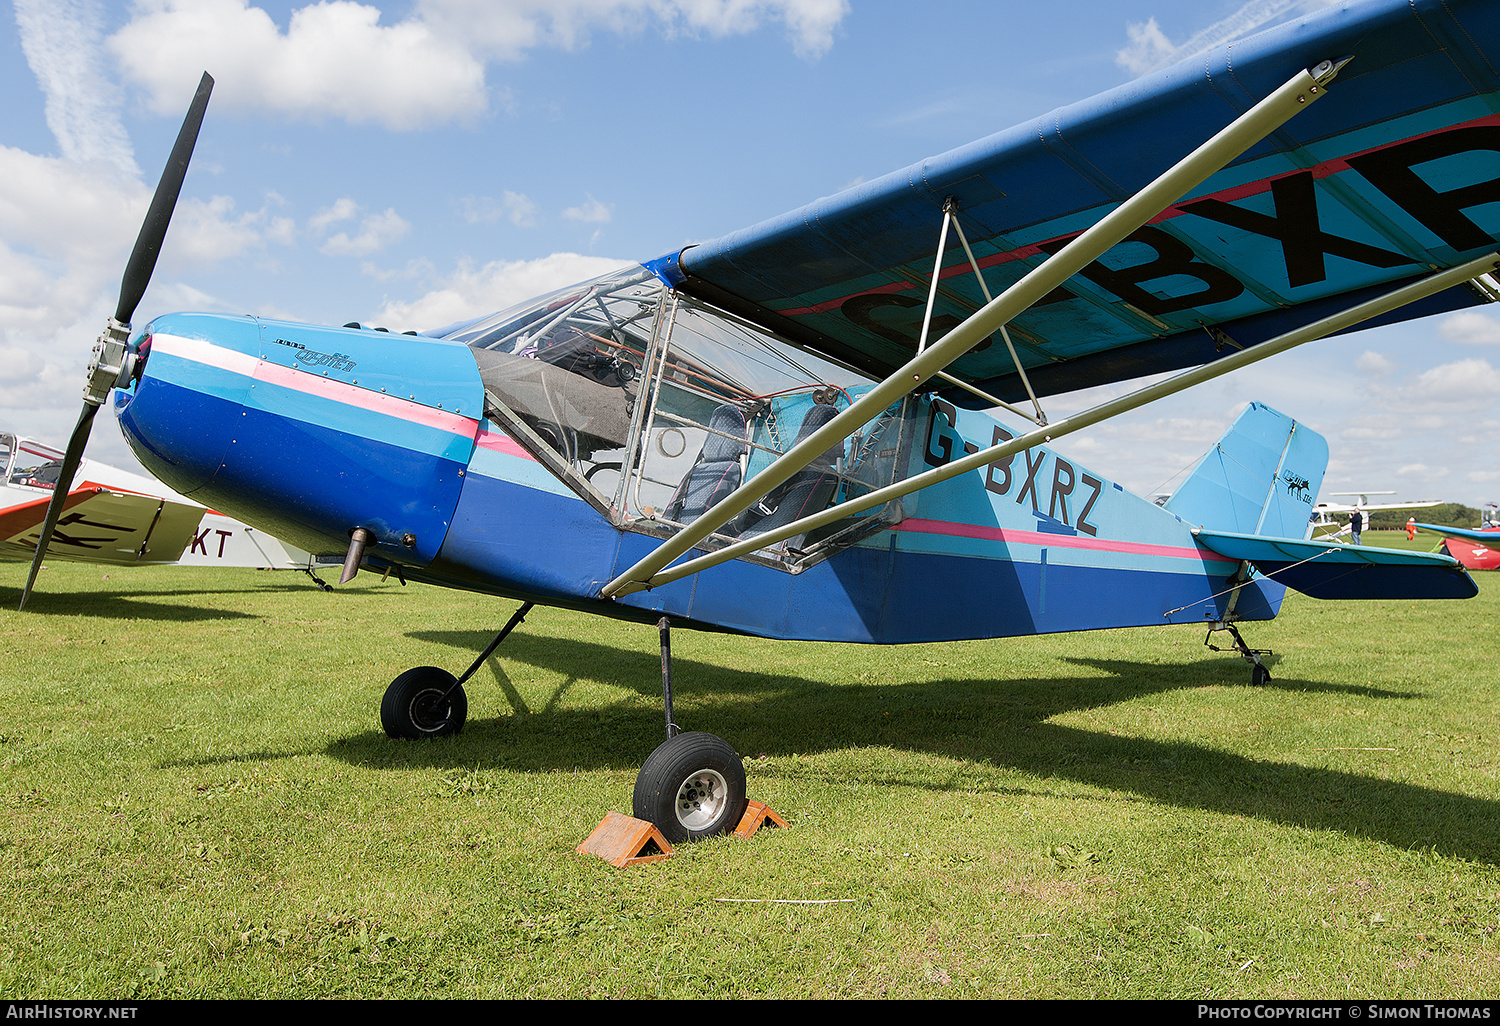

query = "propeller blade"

[
  {"left": 116, "top": 71, "right": 214, "bottom": 325},
  {"left": 19, "top": 72, "right": 213, "bottom": 610},
  {"left": 18, "top": 404, "right": 100, "bottom": 610}
]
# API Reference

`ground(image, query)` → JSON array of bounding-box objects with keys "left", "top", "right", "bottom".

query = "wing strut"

[
  {"left": 933, "top": 200, "right": 1049, "bottom": 426},
  {"left": 601, "top": 57, "right": 1348, "bottom": 599},
  {"left": 610, "top": 251, "right": 1500, "bottom": 596}
]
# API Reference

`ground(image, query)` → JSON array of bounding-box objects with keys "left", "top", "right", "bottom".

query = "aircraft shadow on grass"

[
  {"left": 0, "top": 583, "right": 267, "bottom": 621},
  {"left": 312, "top": 629, "right": 1499, "bottom": 865},
  {"left": 0, "top": 576, "right": 383, "bottom": 621}
]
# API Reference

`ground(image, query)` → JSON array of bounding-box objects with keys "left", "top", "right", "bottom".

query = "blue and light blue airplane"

[{"left": 20, "top": 0, "right": 1500, "bottom": 842}]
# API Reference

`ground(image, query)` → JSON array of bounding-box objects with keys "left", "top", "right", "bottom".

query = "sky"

[{"left": 1, "top": 0, "right": 1496, "bottom": 510}]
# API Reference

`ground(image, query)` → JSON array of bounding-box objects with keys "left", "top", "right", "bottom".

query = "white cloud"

[
  {"left": 1115, "top": 17, "right": 1176, "bottom": 78},
  {"left": 562, "top": 195, "right": 613, "bottom": 224},
  {"left": 1355, "top": 350, "right": 1395, "bottom": 376},
  {"left": 1116, "top": 0, "right": 1337, "bottom": 78},
  {"left": 1437, "top": 309, "right": 1500, "bottom": 346},
  {"left": 319, "top": 207, "right": 411, "bottom": 257},
  {"left": 372, "top": 252, "right": 630, "bottom": 331},
  {"left": 418, "top": 0, "right": 848, "bottom": 61},
  {"left": 1405, "top": 358, "right": 1500, "bottom": 406},
  {"left": 107, "top": 1, "right": 849, "bottom": 131},
  {"left": 0, "top": 141, "right": 295, "bottom": 418},
  {"left": 461, "top": 192, "right": 539, "bottom": 227},
  {"left": 310, "top": 198, "right": 361, "bottom": 232},
  {"left": 361, "top": 257, "right": 438, "bottom": 283},
  {"left": 109, "top": 0, "right": 489, "bottom": 131},
  {"left": 164, "top": 195, "right": 293, "bottom": 266},
  {"left": 1341, "top": 424, "right": 1401, "bottom": 440},
  {"left": 14, "top": 0, "right": 139, "bottom": 176}
]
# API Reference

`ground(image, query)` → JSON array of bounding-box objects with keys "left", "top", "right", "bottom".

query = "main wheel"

[
  {"left": 632, "top": 732, "right": 747, "bottom": 844},
  {"left": 381, "top": 666, "right": 467, "bottom": 739},
  {"left": 1250, "top": 662, "right": 1271, "bottom": 686}
]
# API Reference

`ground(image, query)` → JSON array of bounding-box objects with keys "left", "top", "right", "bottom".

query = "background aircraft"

[
  {"left": 17, "top": 0, "right": 1500, "bottom": 844},
  {"left": 1, "top": 430, "right": 325, "bottom": 583},
  {"left": 1414, "top": 504, "right": 1500, "bottom": 570},
  {"left": 1309, "top": 492, "right": 1443, "bottom": 541}
]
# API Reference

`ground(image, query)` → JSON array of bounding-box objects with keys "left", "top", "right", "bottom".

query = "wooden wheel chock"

[{"left": 576, "top": 812, "right": 674, "bottom": 868}]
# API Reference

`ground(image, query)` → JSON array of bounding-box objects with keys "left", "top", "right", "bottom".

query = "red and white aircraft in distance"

[
  {"left": 1415, "top": 504, "right": 1500, "bottom": 571},
  {"left": 0, "top": 431, "right": 326, "bottom": 584}
]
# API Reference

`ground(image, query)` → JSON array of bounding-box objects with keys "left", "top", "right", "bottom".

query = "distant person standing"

[
  {"left": 1407, "top": 517, "right": 1417, "bottom": 540},
  {"left": 1349, "top": 509, "right": 1364, "bottom": 545}
]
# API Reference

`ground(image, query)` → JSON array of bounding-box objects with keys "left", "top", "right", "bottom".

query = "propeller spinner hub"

[{"left": 83, "top": 318, "right": 133, "bottom": 407}]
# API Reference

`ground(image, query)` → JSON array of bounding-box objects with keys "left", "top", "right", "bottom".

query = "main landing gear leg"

[
  {"left": 380, "top": 601, "right": 534, "bottom": 739},
  {"left": 631, "top": 615, "right": 747, "bottom": 844}
]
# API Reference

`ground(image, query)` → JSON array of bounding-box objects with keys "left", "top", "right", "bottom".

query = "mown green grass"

[{"left": 0, "top": 560, "right": 1496, "bottom": 999}]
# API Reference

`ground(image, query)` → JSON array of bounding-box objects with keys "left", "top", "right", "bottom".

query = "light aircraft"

[
  {"left": 1414, "top": 504, "right": 1500, "bottom": 570},
  {"left": 0, "top": 430, "right": 324, "bottom": 582},
  {"left": 19, "top": 0, "right": 1500, "bottom": 843},
  {"left": 1309, "top": 492, "right": 1443, "bottom": 541}
]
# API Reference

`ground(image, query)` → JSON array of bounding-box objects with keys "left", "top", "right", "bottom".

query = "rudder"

[{"left": 1163, "top": 402, "right": 1326, "bottom": 537}]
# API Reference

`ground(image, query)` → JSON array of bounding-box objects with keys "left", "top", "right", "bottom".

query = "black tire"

[
  {"left": 381, "top": 666, "right": 467, "bottom": 739},
  {"left": 1251, "top": 662, "right": 1271, "bottom": 687},
  {"left": 632, "top": 732, "right": 747, "bottom": 843}
]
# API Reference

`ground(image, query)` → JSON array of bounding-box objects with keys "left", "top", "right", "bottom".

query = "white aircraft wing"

[{"left": 0, "top": 485, "right": 204, "bottom": 565}]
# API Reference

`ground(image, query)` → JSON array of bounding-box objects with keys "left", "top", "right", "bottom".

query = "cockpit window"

[
  {"left": 438, "top": 265, "right": 663, "bottom": 506},
  {"left": 442, "top": 264, "right": 915, "bottom": 569},
  {"left": 627, "top": 294, "right": 913, "bottom": 567}
]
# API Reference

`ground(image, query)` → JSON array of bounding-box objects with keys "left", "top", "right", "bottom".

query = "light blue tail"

[{"left": 1163, "top": 402, "right": 1327, "bottom": 537}]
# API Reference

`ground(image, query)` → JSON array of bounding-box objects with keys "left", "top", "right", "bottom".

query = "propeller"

[{"left": 18, "top": 72, "right": 214, "bottom": 611}]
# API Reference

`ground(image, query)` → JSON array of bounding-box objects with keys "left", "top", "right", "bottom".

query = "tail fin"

[{"left": 1163, "top": 402, "right": 1326, "bottom": 537}]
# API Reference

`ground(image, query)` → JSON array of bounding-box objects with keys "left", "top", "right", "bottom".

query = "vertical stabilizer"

[{"left": 1163, "top": 402, "right": 1327, "bottom": 537}]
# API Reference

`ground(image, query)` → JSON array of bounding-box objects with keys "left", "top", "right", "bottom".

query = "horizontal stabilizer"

[{"left": 1193, "top": 529, "right": 1477, "bottom": 600}]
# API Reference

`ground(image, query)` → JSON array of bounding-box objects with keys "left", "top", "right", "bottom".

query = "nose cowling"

[{"left": 116, "top": 312, "right": 484, "bottom": 567}]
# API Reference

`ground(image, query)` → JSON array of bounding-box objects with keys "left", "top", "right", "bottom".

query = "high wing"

[
  {"left": 1315, "top": 500, "right": 1443, "bottom": 515},
  {"left": 653, "top": 0, "right": 1500, "bottom": 405}
]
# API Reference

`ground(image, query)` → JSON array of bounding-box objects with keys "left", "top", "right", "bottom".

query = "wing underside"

[{"left": 659, "top": 0, "right": 1500, "bottom": 402}]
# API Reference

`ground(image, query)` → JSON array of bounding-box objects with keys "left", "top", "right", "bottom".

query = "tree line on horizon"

[{"left": 1367, "top": 503, "right": 1485, "bottom": 530}]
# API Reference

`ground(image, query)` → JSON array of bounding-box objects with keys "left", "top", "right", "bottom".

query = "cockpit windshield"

[
  {"left": 438, "top": 265, "right": 658, "bottom": 488},
  {"left": 3, "top": 435, "right": 65, "bottom": 490},
  {"left": 438, "top": 264, "right": 916, "bottom": 569}
]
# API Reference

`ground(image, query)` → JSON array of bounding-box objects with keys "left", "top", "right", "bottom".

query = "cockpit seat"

[
  {"left": 664, "top": 404, "right": 749, "bottom": 526},
  {"left": 735, "top": 402, "right": 843, "bottom": 549}
]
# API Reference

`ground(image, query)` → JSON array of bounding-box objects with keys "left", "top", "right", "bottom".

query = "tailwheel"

[
  {"left": 381, "top": 666, "right": 467, "bottom": 739},
  {"left": 632, "top": 732, "right": 747, "bottom": 844},
  {"left": 1205, "top": 621, "right": 1274, "bottom": 687}
]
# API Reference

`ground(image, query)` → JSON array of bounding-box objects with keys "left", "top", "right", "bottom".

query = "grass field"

[{"left": 1, "top": 548, "right": 1496, "bottom": 999}]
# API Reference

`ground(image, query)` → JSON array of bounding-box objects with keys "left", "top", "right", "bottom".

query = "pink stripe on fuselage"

[
  {"left": 897, "top": 517, "right": 1234, "bottom": 563},
  {"left": 150, "top": 333, "right": 479, "bottom": 438},
  {"left": 474, "top": 426, "right": 537, "bottom": 461}
]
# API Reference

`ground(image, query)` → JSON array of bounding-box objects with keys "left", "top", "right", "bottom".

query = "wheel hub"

[
  {"left": 408, "top": 689, "right": 453, "bottom": 733},
  {"left": 675, "top": 768, "right": 729, "bottom": 831}
]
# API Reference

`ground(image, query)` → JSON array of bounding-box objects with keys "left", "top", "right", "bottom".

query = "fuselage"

[{"left": 115, "top": 266, "right": 1286, "bottom": 643}]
